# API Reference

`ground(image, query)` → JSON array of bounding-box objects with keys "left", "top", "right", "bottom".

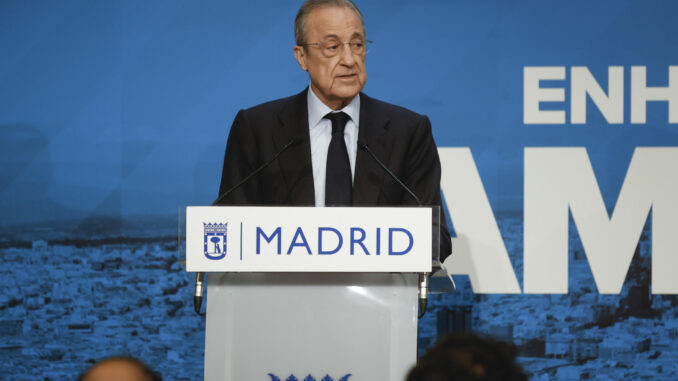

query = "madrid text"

[{"left": 255, "top": 227, "right": 414, "bottom": 256}]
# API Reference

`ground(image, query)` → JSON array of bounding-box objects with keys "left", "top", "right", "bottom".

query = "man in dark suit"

[{"left": 218, "top": 0, "right": 451, "bottom": 262}]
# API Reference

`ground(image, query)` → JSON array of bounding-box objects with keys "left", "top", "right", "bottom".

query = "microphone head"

[
  {"left": 357, "top": 139, "right": 368, "bottom": 150},
  {"left": 287, "top": 137, "right": 304, "bottom": 148}
]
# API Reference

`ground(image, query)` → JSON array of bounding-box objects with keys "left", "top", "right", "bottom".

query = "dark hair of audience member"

[
  {"left": 77, "top": 356, "right": 162, "bottom": 381},
  {"left": 406, "top": 333, "right": 528, "bottom": 381}
]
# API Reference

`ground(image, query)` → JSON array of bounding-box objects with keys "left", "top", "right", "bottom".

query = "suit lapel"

[
  {"left": 273, "top": 89, "right": 315, "bottom": 205},
  {"left": 353, "top": 93, "right": 393, "bottom": 205}
]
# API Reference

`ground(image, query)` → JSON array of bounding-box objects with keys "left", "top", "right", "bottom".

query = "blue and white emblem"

[
  {"left": 267, "top": 374, "right": 351, "bottom": 381},
  {"left": 203, "top": 222, "right": 227, "bottom": 260}
]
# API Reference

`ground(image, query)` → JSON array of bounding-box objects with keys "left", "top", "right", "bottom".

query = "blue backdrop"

[{"left": 2, "top": 1, "right": 677, "bottom": 379}]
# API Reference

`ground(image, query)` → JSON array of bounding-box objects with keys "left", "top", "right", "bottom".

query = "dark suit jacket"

[{"left": 218, "top": 88, "right": 452, "bottom": 262}]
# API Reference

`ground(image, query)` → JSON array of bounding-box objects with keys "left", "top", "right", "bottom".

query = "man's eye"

[
  {"left": 326, "top": 44, "right": 340, "bottom": 50},
  {"left": 352, "top": 42, "right": 364, "bottom": 48}
]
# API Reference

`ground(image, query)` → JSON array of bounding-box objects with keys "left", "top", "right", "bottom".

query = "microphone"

[
  {"left": 358, "top": 140, "right": 429, "bottom": 318},
  {"left": 194, "top": 272, "right": 204, "bottom": 314},
  {"left": 357, "top": 140, "right": 422, "bottom": 206},
  {"left": 194, "top": 137, "right": 301, "bottom": 316},
  {"left": 212, "top": 138, "right": 301, "bottom": 206}
]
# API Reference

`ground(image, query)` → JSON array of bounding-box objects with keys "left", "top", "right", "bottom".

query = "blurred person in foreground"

[
  {"left": 406, "top": 333, "right": 528, "bottom": 381},
  {"left": 77, "top": 356, "right": 162, "bottom": 381}
]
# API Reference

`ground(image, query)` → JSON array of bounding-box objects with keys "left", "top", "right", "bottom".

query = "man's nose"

[{"left": 340, "top": 43, "right": 356, "bottom": 66}]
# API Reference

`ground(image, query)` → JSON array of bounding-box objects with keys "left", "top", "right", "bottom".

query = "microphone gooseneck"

[
  {"left": 358, "top": 140, "right": 422, "bottom": 206},
  {"left": 212, "top": 138, "right": 299, "bottom": 206},
  {"left": 358, "top": 140, "right": 430, "bottom": 318},
  {"left": 193, "top": 137, "right": 300, "bottom": 316}
]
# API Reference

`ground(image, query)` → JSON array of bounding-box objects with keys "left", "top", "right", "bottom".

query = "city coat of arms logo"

[
  {"left": 267, "top": 374, "right": 352, "bottom": 381},
  {"left": 203, "top": 222, "right": 227, "bottom": 260}
]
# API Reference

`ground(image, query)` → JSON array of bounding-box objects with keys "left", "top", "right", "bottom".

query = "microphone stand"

[
  {"left": 194, "top": 138, "right": 298, "bottom": 316},
  {"left": 358, "top": 141, "right": 430, "bottom": 318}
]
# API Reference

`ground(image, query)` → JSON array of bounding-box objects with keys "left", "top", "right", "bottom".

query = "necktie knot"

[{"left": 324, "top": 111, "right": 351, "bottom": 136}]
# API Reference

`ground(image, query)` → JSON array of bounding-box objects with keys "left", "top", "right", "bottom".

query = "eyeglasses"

[{"left": 301, "top": 39, "right": 373, "bottom": 58}]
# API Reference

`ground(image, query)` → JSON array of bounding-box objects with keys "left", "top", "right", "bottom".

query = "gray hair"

[{"left": 294, "top": 0, "right": 365, "bottom": 46}]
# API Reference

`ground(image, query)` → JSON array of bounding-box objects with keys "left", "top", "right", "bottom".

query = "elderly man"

[{"left": 218, "top": 0, "right": 451, "bottom": 261}]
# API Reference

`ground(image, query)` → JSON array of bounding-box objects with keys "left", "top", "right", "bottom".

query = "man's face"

[{"left": 294, "top": 6, "right": 367, "bottom": 110}]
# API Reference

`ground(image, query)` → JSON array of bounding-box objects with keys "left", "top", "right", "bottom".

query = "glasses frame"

[{"left": 300, "top": 39, "right": 373, "bottom": 58}]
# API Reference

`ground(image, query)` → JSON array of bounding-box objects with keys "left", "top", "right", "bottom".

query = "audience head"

[
  {"left": 78, "top": 356, "right": 161, "bottom": 381},
  {"left": 406, "top": 333, "right": 528, "bottom": 381}
]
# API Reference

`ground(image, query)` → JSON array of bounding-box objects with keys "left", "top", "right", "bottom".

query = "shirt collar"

[{"left": 307, "top": 85, "right": 360, "bottom": 129}]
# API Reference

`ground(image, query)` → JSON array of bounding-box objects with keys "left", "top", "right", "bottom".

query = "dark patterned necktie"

[{"left": 324, "top": 111, "right": 352, "bottom": 206}]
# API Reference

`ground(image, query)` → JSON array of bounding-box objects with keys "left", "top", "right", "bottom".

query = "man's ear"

[{"left": 293, "top": 45, "right": 308, "bottom": 71}]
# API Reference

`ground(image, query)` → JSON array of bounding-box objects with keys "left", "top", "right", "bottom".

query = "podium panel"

[
  {"left": 205, "top": 272, "right": 418, "bottom": 381},
  {"left": 186, "top": 206, "right": 433, "bottom": 272}
]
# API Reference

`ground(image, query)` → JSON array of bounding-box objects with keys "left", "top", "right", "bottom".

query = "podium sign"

[{"left": 186, "top": 206, "right": 432, "bottom": 273}]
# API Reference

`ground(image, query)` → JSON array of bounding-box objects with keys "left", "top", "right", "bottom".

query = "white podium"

[{"left": 185, "top": 206, "right": 439, "bottom": 381}]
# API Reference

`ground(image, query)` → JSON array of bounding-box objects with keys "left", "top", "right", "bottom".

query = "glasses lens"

[
  {"left": 349, "top": 40, "right": 365, "bottom": 55},
  {"left": 319, "top": 40, "right": 372, "bottom": 57},
  {"left": 322, "top": 41, "right": 341, "bottom": 57}
]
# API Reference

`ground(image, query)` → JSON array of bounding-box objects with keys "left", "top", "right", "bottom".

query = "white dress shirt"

[{"left": 307, "top": 86, "right": 360, "bottom": 207}]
